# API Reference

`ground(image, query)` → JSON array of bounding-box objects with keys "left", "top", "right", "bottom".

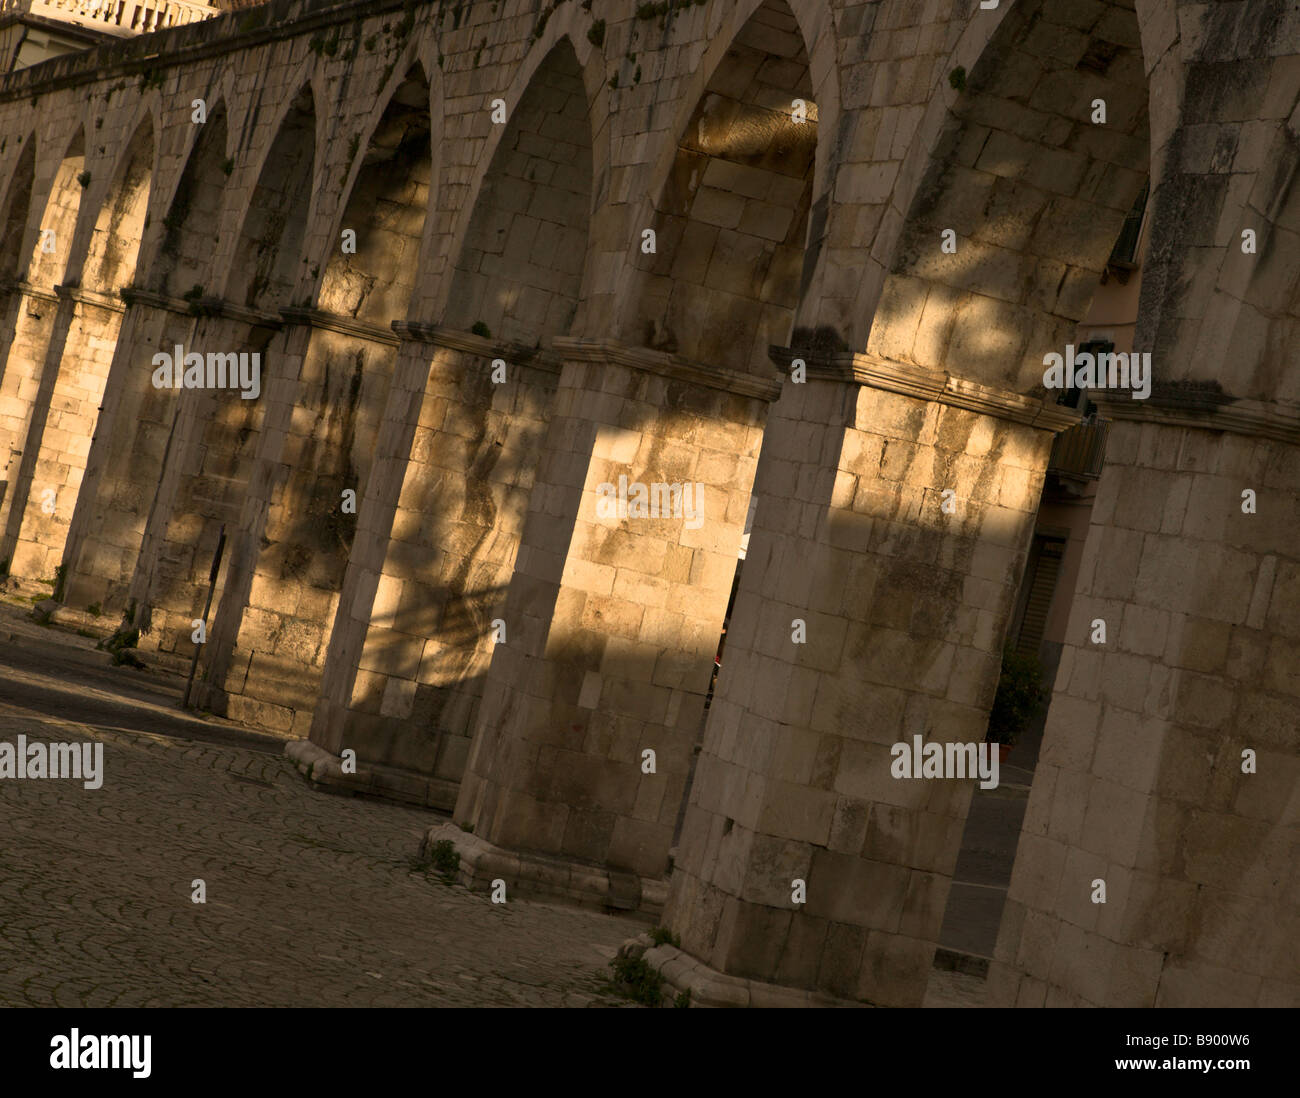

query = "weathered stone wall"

[
  {"left": 664, "top": 373, "right": 1070, "bottom": 1005},
  {"left": 452, "top": 341, "right": 771, "bottom": 886},
  {"left": 308, "top": 331, "right": 559, "bottom": 802},
  {"left": 988, "top": 419, "right": 1300, "bottom": 1007},
  {"left": 985, "top": 0, "right": 1300, "bottom": 1006},
  {"left": 0, "top": 0, "right": 1295, "bottom": 1007}
]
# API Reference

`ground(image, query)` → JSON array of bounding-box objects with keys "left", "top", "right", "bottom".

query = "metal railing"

[{"left": 1048, "top": 416, "right": 1109, "bottom": 479}]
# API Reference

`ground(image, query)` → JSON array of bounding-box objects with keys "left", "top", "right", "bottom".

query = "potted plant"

[{"left": 986, "top": 644, "right": 1048, "bottom": 763}]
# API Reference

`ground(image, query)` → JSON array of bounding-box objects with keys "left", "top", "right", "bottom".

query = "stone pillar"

[
  {"left": 125, "top": 300, "right": 280, "bottom": 650},
  {"left": 194, "top": 310, "right": 357, "bottom": 735},
  {"left": 188, "top": 310, "right": 314, "bottom": 727},
  {"left": 432, "top": 339, "right": 776, "bottom": 908},
  {"left": 0, "top": 285, "right": 125, "bottom": 582},
  {"left": 304, "top": 327, "right": 446, "bottom": 757},
  {"left": 988, "top": 404, "right": 1300, "bottom": 1007},
  {"left": 294, "top": 325, "right": 559, "bottom": 806},
  {"left": 0, "top": 282, "right": 60, "bottom": 568},
  {"left": 60, "top": 289, "right": 198, "bottom": 614},
  {"left": 660, "top": 352, "right": 1076, "bottom": 1006}
]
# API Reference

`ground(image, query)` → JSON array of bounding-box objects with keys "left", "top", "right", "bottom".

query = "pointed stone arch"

[
  {"left": 0, "top": 114, "right": 158, "bottom": 581},
  {"left": 58, "top": 102, "right": 234, "bottom": 614},
  {"left": 1139, "top": 104, "right": 1300, "bottom": 408},
  {"left": 295, "top": 39, "right": 603, "bottom": 803},
  {"left": 319, "top": 64, "right": 432, "bottom": 324},
  {"left": 657, "top": 0, "right": 1154, "bottom": 1008},
  {"left": 442, "top": 37, "right": 594, "bottom": 344},
  {"left": 621, "top": 0, "right": 821, "bottom": 377},
  {"left": 983, "top": 2, "right": 1300, "bottom": 1009},
  {"left": 196, "top": 63, "right": 438, "bottom": 734},
  {"left": 224, "top": 83, "right": 317, "bottom": 310},
  {"left": 0, "top": 134, "right": 36, "bottom": 285},
  {"left": 82, "top": 116, "right": 156, "bottom": 293},
  {"left": 114, "top": 89, "right": 321, "bottom": 648},
  {"left": 0, "top": 125, "right": 86, "bottom": 573},
  {"left": 25, "top": 126, "right": 86, "bottom": 291},
  {"left": 864, "top": 0, "right": 1151, "bottom": 393},
  {"left": 147, "top": 101, "right": 231, "bottom": 297}
]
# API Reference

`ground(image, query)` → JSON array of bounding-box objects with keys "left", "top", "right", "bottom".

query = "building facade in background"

[{"left": 0, "top": 0, "right": 219, "bottom": 74}]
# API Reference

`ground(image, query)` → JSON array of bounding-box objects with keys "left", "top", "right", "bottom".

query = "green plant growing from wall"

[
  {"left": 395, "top": 0, "right": 416, "bottom": 41},
  {"left": 648, "top": 926, "right": 680, "bottom": 948},
  {"left": 635, "top": 0, "right": 707, "bottom": 27},
  {"left": 420, "top": 839, "right": 460, "bottom": 883},
  {"left": 100, "top": 624, "right": 142, "bottom": 668},
  {"left": 607, "top": 955, "right": 665, "bottom": 1006}
]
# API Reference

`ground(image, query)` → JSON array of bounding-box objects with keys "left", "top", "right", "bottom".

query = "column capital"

[
  {"left": 1094, "top": 389, "right": 1300, "bottom": 446},
  {"left": 188, "top": 296, "right": 282, "bottom": 328},
  {"left": 391, "top": 320, "right": 563, "bottom": 373},
  {"left": 53, "top": 283, "right": 126, "bottom": 314},
  {"left": 280, "top": 306, "right": 399, "bottom": 346},
  {"left": 117, "top": 285, "right": 198, "bottom": 316},
  {"left": 554, "top": 337, "right": 784, "bottom": 403},
  {"left": 9, "top": 280, "right": 60, "bottom": 306},
  {"left": 769, "top": 346, "right": 1080, "bottom": 432}
]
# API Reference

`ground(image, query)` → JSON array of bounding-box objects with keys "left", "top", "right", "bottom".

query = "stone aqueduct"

[{"left": 0, "top": 0, "right": 1296, "bottom": 1006}]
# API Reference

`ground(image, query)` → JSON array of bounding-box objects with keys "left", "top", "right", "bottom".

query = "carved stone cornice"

[
  {"left": 280, "top": 307, "right": 399, "bottom": 346},
  {"left": 11, "top": 281, "right": 59, "bottom": 305},
  {"left": 768, "top": 347, "right": 1081, "bottom": 432},
  {"left": 391, "top": 321, "right": 563, "bottom": 374},
  {"left": 118, "top": 286, "right": 199, "bottom": 316},
  {"left": 553, "top": 337, "right": 785, "bottom": 403},
  {"left": 54, "top": 283, "right": 126, "bottom": 314},
  {"left": 192, "top": 296, "right": 282, "bottom": 329},
  {"left": 1094, "top": 392, "right": 1300, "bottom": 447}
]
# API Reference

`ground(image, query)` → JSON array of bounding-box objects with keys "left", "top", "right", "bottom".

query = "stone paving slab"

[
  {"left": 0, "top": 604, "right": 983, "bottom": 1008},
  {"left": 0, "top": 701, "right": 641, "bottom": 1007}
]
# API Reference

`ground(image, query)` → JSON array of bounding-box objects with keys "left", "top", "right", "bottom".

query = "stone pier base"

[
  {"left": 617, "top": 933, "right": 864, "bottom": 1007},
  {"left": 285, "top": 739, "right": 460, "bottom": 809},
  {"left": 420, "top": 821, "right": 668, "bottom": 916}
]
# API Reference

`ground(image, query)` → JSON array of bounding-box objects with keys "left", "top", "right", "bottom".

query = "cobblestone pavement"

[
  {"left": 0, "top": 601, "right": 979, "bottom": 1008},
  {"left": 0, "top": 637, "right": 640, "bottom": 1005}
]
